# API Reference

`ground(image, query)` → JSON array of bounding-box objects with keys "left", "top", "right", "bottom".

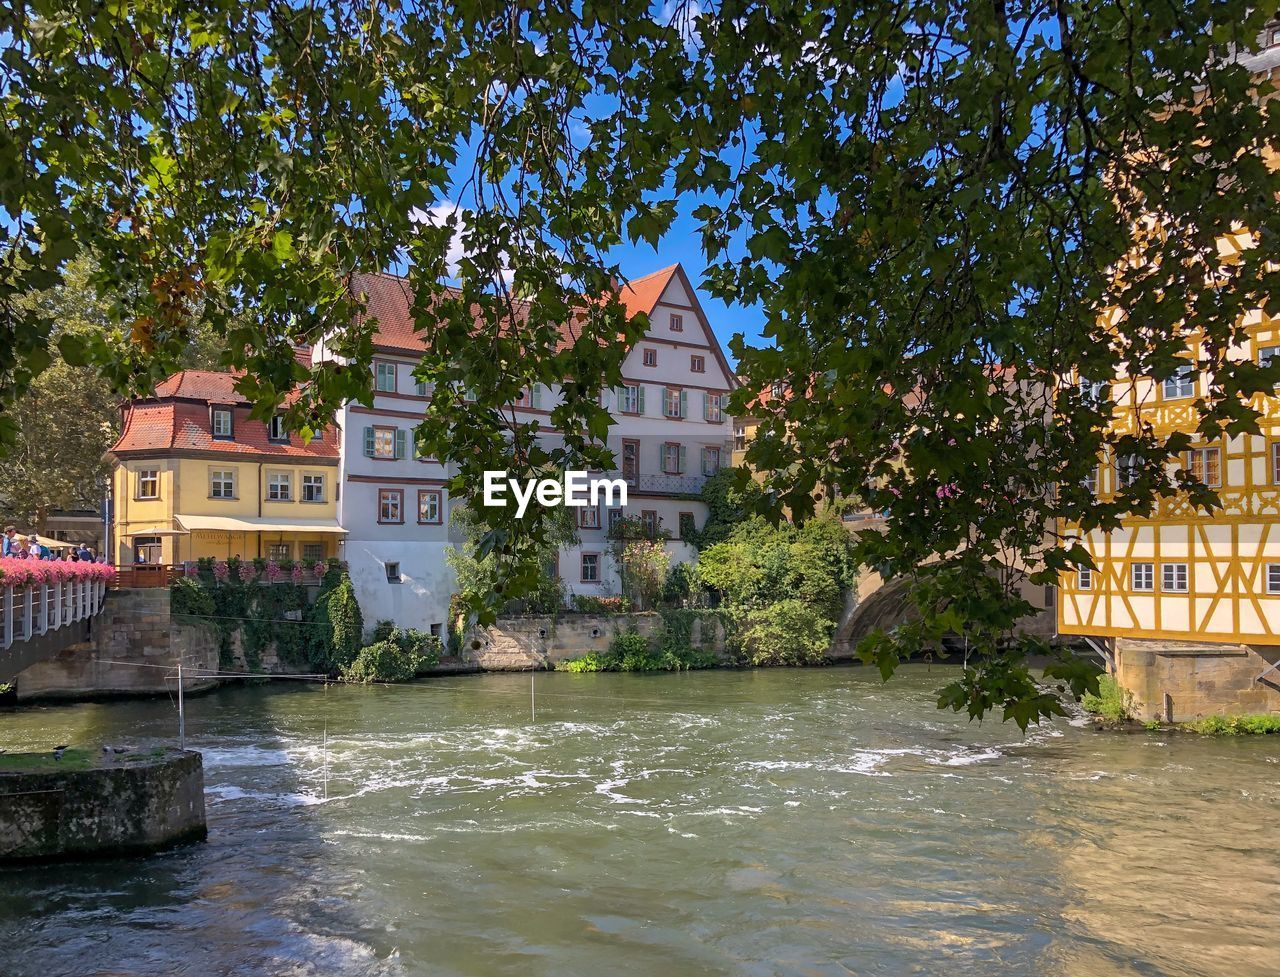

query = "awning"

[
  {"left": 175, "top": 514, "right": 347, "bottom": 535},
  {"left": 121, "top": 526, "right": 190, "bottom": 538}
]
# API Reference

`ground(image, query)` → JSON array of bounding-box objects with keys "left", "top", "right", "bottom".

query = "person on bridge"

[{"left": 1, "top": 526, "right": 15, "bottom": 557}]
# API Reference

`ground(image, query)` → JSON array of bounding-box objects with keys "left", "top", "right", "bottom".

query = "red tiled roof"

[
  {"left": 618, "top": 265, "right": 679, "bottom": 321},
  {"left": 112, "top": 373, "right": 337, "bottom": 459},
  {"left": 154, "top": 370, "right": 251, "bottom": 403},
  {"left": 352, "top": 267, "right": 687, "bottom": 356}
]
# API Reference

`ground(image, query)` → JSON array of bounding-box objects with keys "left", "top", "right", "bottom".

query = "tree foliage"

[{"left": 7, "top": 0, "right": 1279, "bottom": 721}]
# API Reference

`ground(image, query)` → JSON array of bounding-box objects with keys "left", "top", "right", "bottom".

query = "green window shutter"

[
  {"left": 702, "top": 391, "right": 710, "bottom": 421},
  {"left": 532, "top": 384, "right": 542, "bottom": 409},
  {"left": 394, "top": 429, "right": 407, "bottom": 459},
  {"left": 363, "top": 427, "right": 375, "bottom": 457},
  {"left": 679, "top": 390, "right": 687, "bottom": 418},
  {"left": 637, "top": 385, "right": 646, "bottom": 415},
  {"left": 678, "top": 444, "right": 687, "bottom": 473},
  {"left": 615, "top": 386, "right": 624, "bottom": 410}
]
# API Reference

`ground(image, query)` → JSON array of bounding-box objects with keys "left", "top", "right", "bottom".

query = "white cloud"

[
  {"left": 409, "top": 202, "right": 513, "bottom": 288},
  {"left": 657, "top": 0, "right": 703, "bottom": 49}
]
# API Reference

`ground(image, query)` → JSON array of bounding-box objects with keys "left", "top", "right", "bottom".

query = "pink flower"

[
  {"left": 265, "top": 560, "right": 282, "bottom": 582},
  {"left": 184, "top": 563, "right": 198, "bottom": 578},
  {"left": 0, "top": 558, "right": 115, "bottom": 589},
  {"left": 290, "top": 563, "right": 304, "bottom": 584},
  {"left": 212, "top": 561, "right": 230, "bottom": 582},
  {"left": 312, "top": 561, "right": 327, "bottom": 579},
  {"left": 237, "top": 563, "right": 257, "bottom": 583}
]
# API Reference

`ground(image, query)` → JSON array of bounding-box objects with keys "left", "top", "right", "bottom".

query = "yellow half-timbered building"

[{"left": 1057, "top": 311, "right": 1280, "bottom": 647}]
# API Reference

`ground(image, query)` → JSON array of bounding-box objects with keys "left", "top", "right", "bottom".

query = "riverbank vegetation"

[
  {"left": 559, "top": 626, "right": 718, "bottom": 673},
  {"left": 1185, "top": 714, "right": 1280, "bottom": 735},
  {"left": 1080, "top": 675, "right": 1133, "bottom": 723},
  {"left": 342, "top": 621, "right": 443, "bottom": 683},
  {"left": 171, "top": 559, "right": 362, "bottom": 674}
]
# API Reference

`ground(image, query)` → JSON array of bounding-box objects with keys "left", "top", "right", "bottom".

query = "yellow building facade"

[
  {"left": 108, "top": 371, "right": 343, "bottom": 566},
  {"left": 1057, "top": 313, "right": 1280, "bottom": 647}
]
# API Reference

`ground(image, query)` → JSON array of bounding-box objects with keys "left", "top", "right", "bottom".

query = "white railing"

[{"left": 0, "top": 579, "right": 107, "bottom": 651}]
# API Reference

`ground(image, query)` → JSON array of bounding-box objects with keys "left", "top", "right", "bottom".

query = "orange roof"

[
  {"left": 618, "top": 265, "right": 679, "bottom": 321},
  {"left": 112, "top": 372, "right": 337, "bottom": 460}
]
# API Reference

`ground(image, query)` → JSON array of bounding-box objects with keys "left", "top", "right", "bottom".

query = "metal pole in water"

[
  {"left": 323, "top": 722, "right": 328, "bottom": 801},
  {"left": 177, "top": 661, "right": 186, "bottom": 750},
  {"left": 531, "top": 669, "right": 536, "bottom": 723}
]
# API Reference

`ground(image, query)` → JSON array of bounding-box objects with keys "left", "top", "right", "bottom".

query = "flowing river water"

[{"left": 1, "top": 665, "right": 1278, "bottom": 977}]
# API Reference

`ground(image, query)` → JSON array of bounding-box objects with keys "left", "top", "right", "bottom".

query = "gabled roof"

[
  {"left": 111, "top": 372, "right": 337, "bottom": 461},
  {"left": 618, "top": 265, "right": 680, "bottom": 321}
]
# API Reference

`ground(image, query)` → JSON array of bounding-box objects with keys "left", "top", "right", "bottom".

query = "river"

[{"left": 0, "top": 665, "right": 1277, "bottom": 977}]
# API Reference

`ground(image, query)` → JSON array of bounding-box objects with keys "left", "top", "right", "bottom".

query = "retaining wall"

[{"left": 1114, "top": 638, "right": 1280, "bottom": 722}]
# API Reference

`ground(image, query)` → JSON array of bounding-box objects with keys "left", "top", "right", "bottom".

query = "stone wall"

[
  {"left": 14, "top": 589, "right": 220, "bottom": 701},
  {"left": 1114, "top": 638, "right": 1280, "bottom": 722},
  {"left": 463, "top": 612, "right": 731, "bottom": 670},
  {"left": 0, "top": 748, "right": 206, "bottom": 863}
]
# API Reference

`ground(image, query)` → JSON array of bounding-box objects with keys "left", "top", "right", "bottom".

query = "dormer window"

[
  {"left": 375, "top": 361, "right": 397, "bottom": 392},
  {"left": 267, "top": 416, "right": 288, "bottom": 442},
  {"left": 211, "top": 407, "right": 233, "bottom": 439}
]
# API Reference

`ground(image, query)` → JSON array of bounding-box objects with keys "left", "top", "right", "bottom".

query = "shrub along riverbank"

[{"left": 1081, "top": 673, "right": 1280, "bottom": 734}]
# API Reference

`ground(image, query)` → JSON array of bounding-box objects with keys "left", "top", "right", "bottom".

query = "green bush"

[
  {"left": 1080, "top": 674, "right": 1133, "bottom": 722},
  {"left": 1186, "top": 713, "right": 1280, "bottom": 735},
  {"left": 316, "top": 577, "right": 364, "bottom": 672},
  {"left": 558, "top": 627, "right": 718, "bottom": 673},
  {"left": 371, "top": 619, "right": 397, "bottom": 643},
  {"left": 740, "top": 600, "right": 833, "bottom": 666},
  {"left": 341, "top": 640, "right": 423, "bottom": 683},
  {"left": 171, "top": 577, "right": 215, "bottom": 623}
]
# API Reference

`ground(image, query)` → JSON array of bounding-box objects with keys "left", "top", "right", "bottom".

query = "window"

[
  {"left": 607, "top": 508, "right": 624, "bottom": 533},
  {"left": 1131, "top": 562, "right": 1154, "bottom": 591},
  {"left": 1115, "top": 454, "right": 1141, "bottom": 490},
  {"left": 664, "top": 387, "right": 685, "bottom": 419},
  {"left": 1162, "top": 562, "right": 1189, "bottom": 593},
  {"left": 670, "top": 313, "right": 684, "bottom": 332},
  {"left": 417, "top": 489, "right": 442, "bottom": 524},
  {"left": 1079, "top": 379, "right": 1108, "bottom": 407},
  {"left": 1258, "top": 344, "right": 1279, "bottom": 373},
  {"left": 386, "top": 561, "right": 401, "bottom": 582},
  {"left": 1186, "top": 446, "right": 1222, "bottom": 487},
  {"left": 210, "top": 469, "right": 236, "bottom": 499},
  {"left": 302, "top": 473, "right": 325, "bottom": 503},
  {"left": 770, "top": 381, "right": 786, "bottom": 399},
  {"left": 462, "top": 387, "right": 477, "bottom": 402},
  {"left": 580, "top": 553, "right": 600, "bottom": 583},
  {"left": 704, "top": 392, "right": 724, "bottom": 423},
  {"left": 415, "top": 378, "right": 430, "bottom": 396},
  {"left": 268, "top": 543, "right": 291, "bottom": 562},
  {"left": 430, "top": 623, "right": 442, "bottom": 637},
  {"left": 1077, "top": 567, "right": 1093, "bottom": 590},
  {"left": 1273, "top": 441, "right": 1280, "bottom": 485},
  {"left": 642, "top": 348, "right": 657, "bottom": 367},
  {"left": 579, "top": 505, "right": 601, "bottom": 530},
  {"left": 133, "top": 535, "right": 161, "bottom": 564},
  {"left": 211, "top": 407, "right": 233, "bottom": 439},
  {"left": 365, "top": 425, "right": 406, "bottom": 460},
  {"left": 378, "top": 489, "right": 404, "bottom": 524},
  {"left": 690, "top": 354, "right": 705, "bottom": 373},
  {"left": 678, "top": 512, "right": 695, "bottom": 539},
  {"left": 641, "top": 510, "right": 658, "bottom": 538},
  {"left": 662, "top": 442, "right": 685, "bottom": 474},
  {"left": 619, "top": 384, "right": 643, "bottom": 415},
  {"left": 702, "top": 446, "right": 721, "bottom": 476},
  {"left": 1162, "top": 365, "right": 1196, "bottom": 400},
  {"left": 375, "top": 361, "right": 397, "bottom": 392},
  {"left": 266, "top": 472, "right": 292, "bottom": 501},
  {"left": 267, "top": 416, "right": 288, "bottom": 441},
  {"left": 302, "top": 543, "right": 324, "bottom": 563},
  {"left": 1082, "top": 466, "right": 1098, "bottom": 495},
  {"left": 1267, "top": 564, "right": 1280, "bottom": 595},
  {"left": 733, "top": 427, "right": 746, "bottom": 452},
  {"left": 137, "top": 469, "right": 159, "bottom": 499}
]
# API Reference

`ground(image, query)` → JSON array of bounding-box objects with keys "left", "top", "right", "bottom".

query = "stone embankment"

[{"left": 0, "top": 747, "right": 206, "bottom": 863}]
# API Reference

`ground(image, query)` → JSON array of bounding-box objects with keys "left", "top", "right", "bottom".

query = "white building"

[{"left": 316, "top": 263, "right": 736, "bottom": 632}]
